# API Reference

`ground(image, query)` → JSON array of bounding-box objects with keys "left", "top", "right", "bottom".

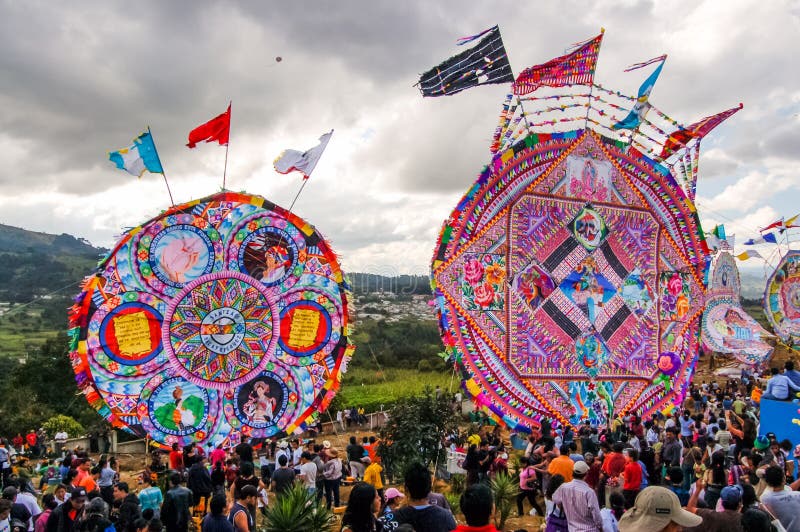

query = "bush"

[
  {"left": 378, "top": 387, "right": 459, "bottom": 475},
  {"left": 42, "top": 415, "right": 84, "bottom": 438},
  {"left": 417, "top": 359, "right": 433, "bottom": 372}
]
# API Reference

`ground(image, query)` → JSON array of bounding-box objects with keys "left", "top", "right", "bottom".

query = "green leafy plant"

[
  {"left": 445, "top": 492, "right": 460, "bottom": 515},
  {"left": 260, "top": 482, "right": 336, "bottom": 532},
  {"left": 449, "top": 473, "right": 466, "bottom": 495},
  {"left": 490, "top": 473, "right": 519, "bottom": 530}
]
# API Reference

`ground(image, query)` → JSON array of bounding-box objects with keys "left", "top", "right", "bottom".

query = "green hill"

[{"left": 0, "top": 224, "right": 106, "bottom": 359}]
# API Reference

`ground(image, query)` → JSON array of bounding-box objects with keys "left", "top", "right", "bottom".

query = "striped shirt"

[{"left": 552, "top": 479, "right": 603, "bottom": 531}]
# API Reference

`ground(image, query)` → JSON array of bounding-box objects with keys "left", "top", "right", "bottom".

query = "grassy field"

[
  {"left": 0, "top": 306, "right": 60, "bottom": 359},
  {"left": 333, "top": 367, "right": 457, "bottom": 412}
]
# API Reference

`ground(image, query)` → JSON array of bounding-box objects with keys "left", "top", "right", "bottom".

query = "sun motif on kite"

[{"left": 69, "top": 191, "right": 353, "bottom": 447}]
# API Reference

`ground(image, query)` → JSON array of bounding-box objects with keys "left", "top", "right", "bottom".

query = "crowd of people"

[
  {"left": 446, "top": 365, "right": 800, "bottom": 532},
  {"left": 3, "top": 364, "right": 800, "bottom": 531}
]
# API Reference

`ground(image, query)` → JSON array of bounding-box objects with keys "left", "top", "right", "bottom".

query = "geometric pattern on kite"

[
  {"left": 701, "top": 250, "right": 773, "bottom": 364},
  {"left": 432, "top": 130, "right": 709, "bottom": 430},
  {"left": 68, "top": 191, "right": 354, "bottom": 447},
  {"left": 764, "top": 250, "right": 800, "bottom": 343}
]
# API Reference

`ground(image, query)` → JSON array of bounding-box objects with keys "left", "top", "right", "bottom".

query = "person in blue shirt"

[
  {"left": 763, "top": 367, "right": 800, "bottom": 400},
  {"left": 785, "top": 361, "right": 800, "bottom": 387}
]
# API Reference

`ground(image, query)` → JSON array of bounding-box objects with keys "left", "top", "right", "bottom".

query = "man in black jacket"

[
  {"left": 46, "top": 487, "right": 87, "bottom": 532},
  {"left": 162, "top": 473, "right": 193, "bottom": 532},
  {"left": 111, "top": 482, "right": 141, "bottom": 532},
  {"left": 187, "top": 456, "right": 213, "bottom": 514}
]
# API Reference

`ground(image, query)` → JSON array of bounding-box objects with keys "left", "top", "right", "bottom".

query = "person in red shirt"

[
  {"left": 12, "top": 433, "right": 24, "bottom": 452},
  {"left": 453, "top": 483, "right": 498, "bottom": 532},
  {"left": 622, "top": 448, "right": 642, "bottom": 509},
  {"left": 583, "top": 453, "right": 602, "bottom": 489},
  {"left": 602, "top": 442, "right": 627, "bottom": 507},
  {"left": 169, "top": 442, "right": 184, "bottom": 471},
  {"left": 209, "top": 442, "right": 226, "bottom": 469},
  {"left": 74, "top": 458, "right": 91, "bottom": 484},
  {"left": 26, "top": 431, "right": 38, "bottom": 455}
]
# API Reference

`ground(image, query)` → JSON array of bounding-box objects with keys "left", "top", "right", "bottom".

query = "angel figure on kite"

[
  {"left": 243, "top": 381, "right": 277, "bottom": 424},
  {"left": 158, "top": 235, "right": 202, "bottom": 284}
]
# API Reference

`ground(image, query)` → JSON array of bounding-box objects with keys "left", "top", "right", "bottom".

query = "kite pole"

[
  {"left": 288, "top": 178, "right": 309, "bottom": 212},
  {"left": 148, "top": 126, "right": 174, "bottom": 206},
  {"left": 223, "top": 101, "right": 232, "bottom": 190}
]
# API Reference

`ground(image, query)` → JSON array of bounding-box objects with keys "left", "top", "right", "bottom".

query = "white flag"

[{"left": 273, "top": 130, "right": 333, "bottom": 178}]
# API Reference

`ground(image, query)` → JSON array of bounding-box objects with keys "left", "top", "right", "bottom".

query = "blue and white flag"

[
  {"left": 744, "top": 232, "right": 778, "bottom": 245},
  {"left": 612, "top": 55, "right": 666, "bottom": 130},
  {"left": 109, "top": 130, "right": 164, "bottom": 177}
]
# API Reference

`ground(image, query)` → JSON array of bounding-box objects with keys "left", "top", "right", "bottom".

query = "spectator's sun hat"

[
  {"left": 323, "top": 440, "right": 331, "bottom": 449},
  {"left": 754, "top": 435, "right": 770, "bottom": 451},
  {"left": 618, "top": 486, "right": 702, "bottom": 531}
]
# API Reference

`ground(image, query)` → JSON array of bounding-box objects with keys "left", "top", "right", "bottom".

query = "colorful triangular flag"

[
  {"left": 659, "top": 103, "right": 743, "bottom": 159},
  {"left": 744, "top": 232, "right": 778, "bottom": 245},
  {"left": 735, "top": 250, "right": 763, "bottom": 261},
  {"left": 512, "top": 31, "right": 604, "bottom": 95}
]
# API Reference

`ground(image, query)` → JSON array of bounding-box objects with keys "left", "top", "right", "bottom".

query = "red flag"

[
  {"left": 659, "top": 103, "right": 742, "bottom": 158},
  {"left": 186, "top": 104, "right": 231, "bottom": 148},
  {"left": 512, "top": 31, "right": 604, "bottom": 95}
]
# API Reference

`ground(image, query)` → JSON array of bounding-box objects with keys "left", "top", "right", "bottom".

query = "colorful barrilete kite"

[
  {"left": 764, "top": 249, "right": 800, "bottom": 345},
  {"left": 70, "top": 119, "right": 352, "bottom": 448},
  {"left": 700, "top": 240, "right": 773, "bottom": 373},
  {"left": 424, "top": 27, "right": 743, "bottom": 430}
]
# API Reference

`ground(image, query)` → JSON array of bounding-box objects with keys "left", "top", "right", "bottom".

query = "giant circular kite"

[
  {"left": 764, "top": 250, "right": 800, "bottom": 343},
  {"left": 432, "top": 130, "right": 708, "bottom": 429},
  {"left": 69, "top": 191, "right": 353, "bottom": 447},
  {"left": 701, "top": 248, "right": 773, "bottom": 365}
]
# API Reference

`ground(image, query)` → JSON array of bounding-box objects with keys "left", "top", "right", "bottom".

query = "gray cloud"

[{"left": 0, "top": 0, "right": 798, "bottom": 272}]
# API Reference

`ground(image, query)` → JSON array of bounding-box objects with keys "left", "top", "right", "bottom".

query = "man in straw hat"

[
  {"left": 619, "top": 486, "right": 702, "bottom": 532},
  {"left": 322, "top": 447, "right": 343, "bottom": 509}
]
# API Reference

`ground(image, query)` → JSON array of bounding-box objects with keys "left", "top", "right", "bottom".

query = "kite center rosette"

[
  {"left": 69, "top": 191, "right": 354, "bottom": 448},
  {"left": 163, "top": 271, "right": 280, "bottom": 389}
]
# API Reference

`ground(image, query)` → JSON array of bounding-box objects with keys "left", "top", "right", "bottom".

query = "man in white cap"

[
  {"left": 619, "top": 486, "right": 703, "bottom": 532},
  {"left": 551, "top": 460, "right": 603, "bottom": 531}
]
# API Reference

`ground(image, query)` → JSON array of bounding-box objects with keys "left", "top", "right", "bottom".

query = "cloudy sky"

[{"left": 0, "top": 0, "right": 798, "bottom": 278}]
